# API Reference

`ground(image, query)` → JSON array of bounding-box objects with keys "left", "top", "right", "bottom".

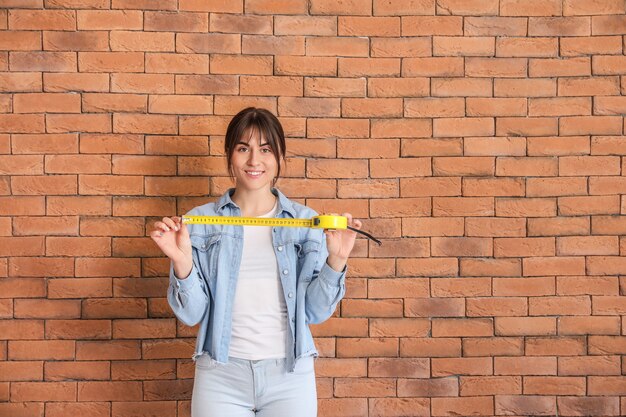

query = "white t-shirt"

[{"left": 229, "top": 202, "right": 289, "bottom": 360}]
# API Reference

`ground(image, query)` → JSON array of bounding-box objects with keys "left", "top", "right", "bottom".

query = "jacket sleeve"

[
  {"left": 304, "top": 233, "right": 347, "bottom": 324},
  {"left": 167, "top": 258, "right": 210, "bottom": 327}
]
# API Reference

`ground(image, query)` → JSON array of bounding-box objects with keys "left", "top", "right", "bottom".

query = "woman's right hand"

[{"left": 149, "top": 216, "right": 193, "bottom": 279}]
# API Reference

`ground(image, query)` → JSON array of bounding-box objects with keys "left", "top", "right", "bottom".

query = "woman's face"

[{"left": 230, "top": 129, "right": 278, "bottom": 193}]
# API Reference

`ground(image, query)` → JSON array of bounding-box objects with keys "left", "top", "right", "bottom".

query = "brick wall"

[{"left": 1, "top": 0, "right": 626, "bottom": 416}]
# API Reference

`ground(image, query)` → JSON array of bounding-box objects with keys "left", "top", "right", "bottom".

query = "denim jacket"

[{"left": 167, "top": 188, "right": 347, "bottom": 372}]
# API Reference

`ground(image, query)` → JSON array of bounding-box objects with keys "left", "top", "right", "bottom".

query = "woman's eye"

[
  {"left": 261, "top": 148, "right": 272, "bottom": 153},
  {"left": 237, "top": 147, "right": 249, "bottom": 152}
]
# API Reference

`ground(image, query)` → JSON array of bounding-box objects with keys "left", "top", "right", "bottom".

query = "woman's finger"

[
  {"left": 153, "top": 221, "right": 170, "bottom": 233},
  {"left": 162, "top": 217, "right": 178, "bottom": 231}
]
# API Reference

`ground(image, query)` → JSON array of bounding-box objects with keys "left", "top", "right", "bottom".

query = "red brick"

[
  {"left": 76, "top": 340, "right": 140, "bottom": 360},
  {"left": 558, "top": 397, "right": 620, "bottom": 417},
  {"left": 526, "top": 177, "right": 587, "bottom": 197},
  {"left": 496, "top": 198, "right": 556, "bottom": 218},
  {"left": 337, "top": 338, "right": 398, "bottom": 358},
  {"left": 44, "top": 72, "right": 109, "bottom": 92},
  {"left": 47, "top": 403, "right": 110, "bottom": 417},
  {"left": 432, "top": 396, "right": 494, "bottom": 417},
  {"left": 274, "top": 16, "right": 336, "bottom": 36},
  {"left": 0, "top": 361, "right": 43, "bottom": 382},
  {"left": 338, "top": 57, "right": 400, "bottom": 77},
  {"left": 46, "top": 361, "right": 110, "bottom": 381},
  {"left": 495, "top": 317, "right": 556, "bottom": 336},
  {"left": 111, "top": 74, "right": 174, "bottom": 94},
  {"left": 434, "top": 196, "right": 494, "bottom": 217},
  {"left": 496, "top": 395, "right": 557, "bottom": 416},
  {"left": 433, "top": 357, "right": 493, "bottom": 377},
  {"left": 178, "top": 0, "right": 242, "bottom": 12},
  {"left": 80, "top": 134, "right": 144, "bottom": 154},
  {"left": 9, "top": 10, "right": 76, "bottom": 30},
  {"left": 396, "top": 257, "right": 458, "bottom": 278},
  {"left": 525, "top": 336, "right": 586, "bottom": 356},
  {"left": 112, "top": 401, "right": 177, "bottom": 417},
  {"left": 373, "top": 0, "right": 433, "bottom": 15},
  {"left": 11, "top": 382, "right": 77, "bottom": 402},
  {"left": 405, "top": 97, "right": 464, "bottom": 117},
  {"left": 529, "top": 295, "right": 591, "bottom": 315},
  {"left": 463, "top": 337, "right": 524, "bottom": 357},
  {"left": 310, "top": 0, "right": 371, "bottom": 15},
  {"left": 43, "top": 30, "right": 108, "bottom": 52},
  {"left": 557, "top": 276, "right": 619, "bottom": 296},
  {"left": 48, "top": 278, "right": 112, "bottom": 299},
  {"left": 403, "top": 57, "right": 464, "bottom": 77},
  {"left": 530, "top": 57, "right": 591, "bottom": 77},
  {"left": 403, "top": 16, "right": 460, "bottom": 36},
  {"left": 493, "top": 277, "right": 555, "bottom": 297},
  {"left": 0, "top": 403, "right": 43, "bottom": 417},
  {"left": 559, "top": 76, "right": 620, "bottom": 96},
  {"left": 592, "top": 15, "right": 626, "bottom": 35},
  {"left": 401, "top": 176, "right": 460, "bottom": 197},
  {"left": 461, "top": 258, "right": 521, "bottom": 277},
  {"left": 0, "top": 114, "right": 44, "bottom": 133},
  {"left": 467, "top": 99, "right": 527, "bottom": 117},
  {"left": 400, "top": 337, "right": 461, "bottom": 358},
  {"left": 496, "top": 37, "right": 558, "bottom": 57},
  {"left": 334, "top": 377, "right": 395, "bottom": 397},
  {"left": 495, "top": 356, "right": 557, "bottom": 376},
  {"left": 370, "top": 198, "right": 430, "bottom": 218},
  {"left": 11, "top": 133, "right": 77, "bottom": 155},
  {"left": 371, "top": 37, "right": 431, "bottom": 58},
  {"left": 559, "top": 355, "right": 621, "bottom": 376},
  {"left": 318, "top": 399, "right": 368, "bottom": 417},
  {"left": 47, "top": 114, "right": 112, "bottom": 134},
  {"left": 368, "top": 278, "right": 429, "bottom": 299},
  {"left": 432, "top": 77, "right": 492, "bottom": 97},
  {"left": 588, "top": 376, "right": 626, "bottom": 394},
  {"left": 14, "top": 299, "right": 80, "bottom": 319},
  {"left": 15, "top": 93, "right": 81, "bottom": 115},
  {"left": 8, "top": 340, "right": 75, "bottom": 360},
  {"left": 46, "top": 319, "right": 111, "bottom": 340},
  {"left": 111, "top": 31, "right": 174, "bottom": 52},
  {"left": 405, "top": 298, "right": 464, "bottom": 318},
  {"left": 461, "top": 376, "right": 521, "bottom": 396},
  {"left": 0, "top": 236, "right": 45, "bottom": 256},
  {"left": 561, "top": 36, "right": 623, "bottom": 56},
  {"left": 432, "top": 318, "right": 493, "bottom": 337},
  {"left": 495, "top": 78, "right": 556, "bottom": 97},
  {"left": 398, "top": 377, "right": 456, "bottom": 397},
  {"left": 78, "top": 381, "right": 142, "bottom": 401},
  {"left": 465, "top": 217, "right": 526, "bottom": 237}
]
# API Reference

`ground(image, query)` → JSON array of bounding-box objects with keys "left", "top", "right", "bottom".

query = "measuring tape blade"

[{"left": 182, "top": 214, "right": 348, "bottom": 230}]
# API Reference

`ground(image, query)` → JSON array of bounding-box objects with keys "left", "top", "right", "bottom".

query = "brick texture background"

[{"left": 1, "top": 0, "right": 626, "bottom": 416}]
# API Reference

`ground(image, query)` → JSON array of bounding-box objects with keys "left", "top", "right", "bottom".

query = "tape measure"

[
  {"left": 181, "top": 214, "right": 381, "bottom": 245},
  {"left": 182, "top": 214, "right": 347, "bottom": 230}
]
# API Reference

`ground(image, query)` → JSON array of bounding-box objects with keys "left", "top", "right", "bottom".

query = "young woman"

[{"left": 150, "top": 107, "right": 361, "bottom": 416}]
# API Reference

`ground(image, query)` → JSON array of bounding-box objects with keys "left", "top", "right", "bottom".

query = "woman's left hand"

[{"left": 324, "top": 212, "right": 362, "bottom": 272}]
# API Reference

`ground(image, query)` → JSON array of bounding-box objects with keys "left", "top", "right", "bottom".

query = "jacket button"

[
  {"left": 201, "top": 244, "right": 206, "bottom": 249},
  {"left": 283, "top": 269, "right": 288, "bottom": 275},
  {"left": 288, "top": 292, "right": 293, "bottom": 298},
  {"left": 277, "top": 246, "right": 283, "bottom": 251}
]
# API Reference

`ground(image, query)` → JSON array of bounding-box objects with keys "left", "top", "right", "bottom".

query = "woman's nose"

[{"left": 247, "top": 148, "right": 259, "bottom": 165}]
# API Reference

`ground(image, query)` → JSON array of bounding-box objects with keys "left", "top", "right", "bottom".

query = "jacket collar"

[{"left": 215, "top": 188, "right": 296, "bottom": 218}]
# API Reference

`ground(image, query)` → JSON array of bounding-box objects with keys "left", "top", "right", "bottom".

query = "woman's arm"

[
  {"left": 151, "top": 216, "right": 210, "bottom": 326},
  {"left": 304, "top": 213, "right": 361, "bottom": 324}
]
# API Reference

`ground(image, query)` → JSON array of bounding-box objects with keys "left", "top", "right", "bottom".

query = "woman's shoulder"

[{"left": 186, "top": 201, "right": 218, "bottom": 216}]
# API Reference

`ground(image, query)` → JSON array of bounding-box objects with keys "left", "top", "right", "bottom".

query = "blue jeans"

[{"left": 192, "top": 355, "right": 317, "bottom": 417}]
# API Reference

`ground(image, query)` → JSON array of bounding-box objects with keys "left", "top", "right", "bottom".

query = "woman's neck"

[{"left": 231, "top": 187, "right": 277, "bottom": 217}]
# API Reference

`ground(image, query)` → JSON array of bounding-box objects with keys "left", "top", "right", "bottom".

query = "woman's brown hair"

[{"left": 224, "top": 107, "right": 286, "bottom": 186}]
